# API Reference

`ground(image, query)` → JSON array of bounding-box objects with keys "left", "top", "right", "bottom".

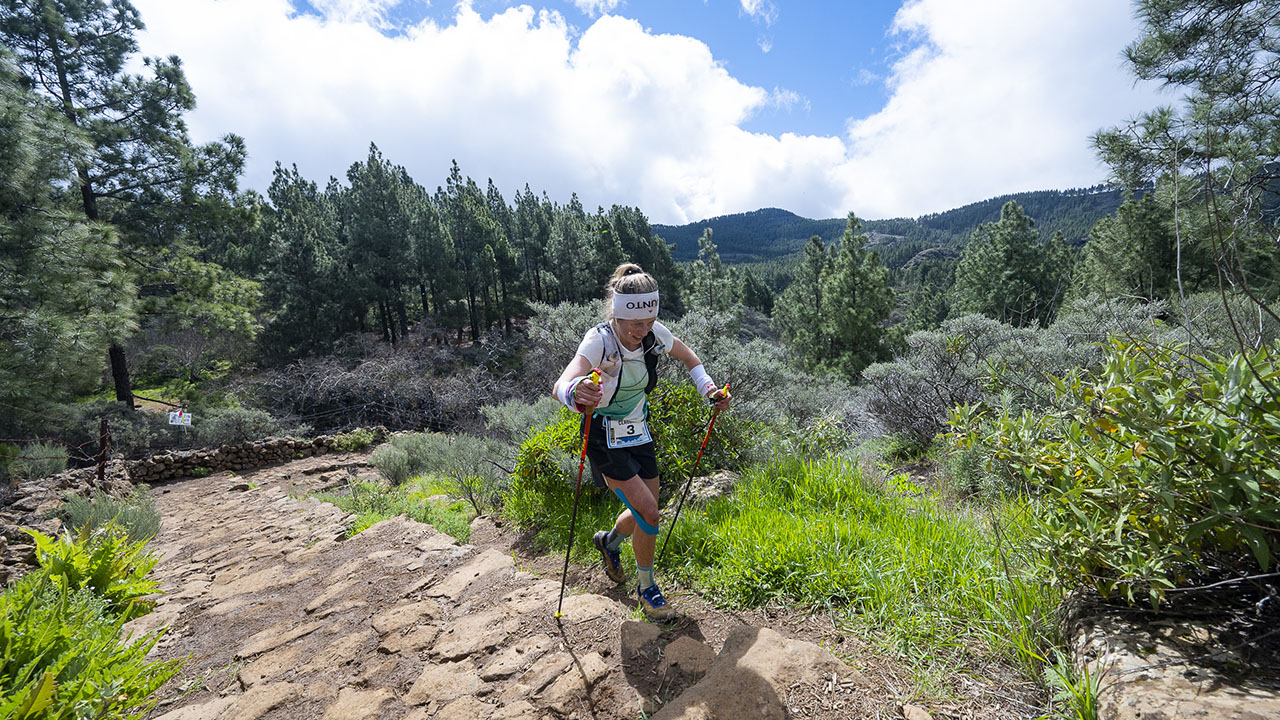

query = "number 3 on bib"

[{"left": 606, "top": 417, "right": 652, "bottom": 448}]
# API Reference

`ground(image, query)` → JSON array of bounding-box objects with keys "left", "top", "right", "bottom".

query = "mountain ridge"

[{"left": 654, "top": 186, "right": 1129, "bottom": 264}]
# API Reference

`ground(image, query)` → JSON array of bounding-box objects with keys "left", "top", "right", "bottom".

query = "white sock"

[{"left": 637, "top": 564, "right": 655, "bottom": 590}]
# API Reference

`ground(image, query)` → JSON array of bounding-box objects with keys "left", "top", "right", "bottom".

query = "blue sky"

[
  {"left": 131, "top": 0, "right": 1167, "bottom": 224},
  {"left": 314, "top": 0, "right": 904, "bottom": 138}
]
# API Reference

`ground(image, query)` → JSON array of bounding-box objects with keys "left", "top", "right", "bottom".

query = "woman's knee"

[{"left": 610, "top": 478, "right": 660, "bottom": 535}]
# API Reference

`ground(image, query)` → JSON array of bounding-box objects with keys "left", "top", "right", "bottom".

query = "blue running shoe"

[
  {"left": 592, "top": 531, "right": 626, "bottom": 583},
  {"left": 637, "top": 583, "right": 677, "bottom": 620}
]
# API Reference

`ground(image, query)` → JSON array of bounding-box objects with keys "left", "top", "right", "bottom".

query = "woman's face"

[{"left": 613, "top": 317, "right": 655, "bottom": 347}]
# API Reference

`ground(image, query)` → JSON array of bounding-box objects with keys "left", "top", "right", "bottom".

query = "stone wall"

[{"left": 0, "top": 428, "right": 386, "bottom": 584}]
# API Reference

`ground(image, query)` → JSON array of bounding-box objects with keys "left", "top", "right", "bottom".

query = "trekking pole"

[
  {"left": 657, "top": 383, "right": 730, "bottom": 566},
  {"left": 556, "top": 369, "right": 601, "bottom": 619}
]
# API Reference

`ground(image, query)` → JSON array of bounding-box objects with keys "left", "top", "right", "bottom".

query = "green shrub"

[
  {"left": 505, "top": 409, "right": 581, "bottom": 528},
  {"left": 648, "top": 380, "right": 755, "bottom": 481},
  {"left": 330, "top": 427, "right": 376, "bottom": 451},
  {"left": 370, "top": 444, "right": 410, "bottom": 486},
  {"left": 197, "top": 406, "right": 282, "bottom": 446},
  {"left": 386, "top": 431, "right": 517, "bottom": 513},
  {"left": 481, "top": 397, "right": 562, "bottom": 444},
  {"left": 12, "top": 441, "right": 68, "bottom": 482},
  {"left": 948, "top": 340, "right": 1280, "bottom": 605},
  {"left": 60, "top": 486, "right": 161, "bottom": 543},
  {"left": 861, "top": 303, "right": 1172, "bottom": 446},
  {"left": 52, "top": 400, "right": 169, "bottom": 460},
  {"left": 28, "top": 525, "right": 159, "bottom": 621}
]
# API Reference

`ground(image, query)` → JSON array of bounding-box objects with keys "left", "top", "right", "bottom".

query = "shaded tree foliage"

[
  {"left": 773, "top": 214, "right": 893, "bottom": 379},
  {"left": 1, "top": 0, "right": 253, "bottom": 405},
  {"left": 0, "top": 50, "right": 135, "bottom": 428},
  {"left": 951, "top": 201, "right": 1073, "bottom": 328}
]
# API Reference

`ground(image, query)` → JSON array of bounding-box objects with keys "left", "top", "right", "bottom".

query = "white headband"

[{"left": 612, "top": 290, "right": 659, "bottom": 320}]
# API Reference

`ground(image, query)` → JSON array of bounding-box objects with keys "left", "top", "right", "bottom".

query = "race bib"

[{"left": 605, "top": 417, "right": 652, "bottom": 449}]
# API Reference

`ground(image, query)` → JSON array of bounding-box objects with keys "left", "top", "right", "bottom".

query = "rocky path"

[{"left": 132, "top": 455, "right": 886, "bottom": 720}]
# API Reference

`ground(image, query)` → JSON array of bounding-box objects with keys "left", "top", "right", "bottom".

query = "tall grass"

[
  {"left": 507, "top": 450, "right": 1059, "bottom": 674},
  {"left": 663, "top": 456, "right": 1059, "bottom": 669},
  {"left": 60, "top": 486, "right": 161, "bottom": 543}
]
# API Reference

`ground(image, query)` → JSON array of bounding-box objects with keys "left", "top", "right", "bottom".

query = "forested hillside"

[{"left": 655, "top": 186, "right": 1129, "bottom": 264}]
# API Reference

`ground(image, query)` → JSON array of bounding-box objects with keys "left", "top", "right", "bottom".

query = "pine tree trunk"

[
  {"left": 467, "top": 285, "right": 480, "bottom": 342},
  {"left": 108, "top": 344, "right": 134, "bottom": 407},
  {"left": 378, "top": 302, "right": 391, "bottom": 343}
]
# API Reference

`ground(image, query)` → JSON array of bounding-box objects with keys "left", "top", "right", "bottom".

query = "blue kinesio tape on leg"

[{"left": 613, "top": 488, "right": 659, "bottom": 535}]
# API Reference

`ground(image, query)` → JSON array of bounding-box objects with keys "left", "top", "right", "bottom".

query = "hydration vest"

[{"left": 591, "top": 321, "right": 662, "bottom": 409}]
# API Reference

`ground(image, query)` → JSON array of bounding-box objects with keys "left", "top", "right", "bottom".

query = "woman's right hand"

[{"left": 574, "top": 376, "right": 603, "bottom": 407}]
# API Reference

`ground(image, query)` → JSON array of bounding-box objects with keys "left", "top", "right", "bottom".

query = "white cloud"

[
  {"left": 739, "top": 0, "right": 777, "bottom": 26},
  {"left": 835, "top": 0, "right": 1167, "bottom": 218},
  {"left": 570, "top": 0, "right": 623, "bottom": 17},
  {"left": 307, "top": 0, "right": 405, "bottom": 27},
  {"left": 769, "top": 87, "right": 806, "bottom": 112},
  {"left": 130, "top": 0, "right": 1165, "bottom": 225}
]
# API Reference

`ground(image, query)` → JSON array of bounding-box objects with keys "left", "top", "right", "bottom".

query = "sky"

[{"left": 130, "top": 0, "right": 1170, "bottom": 225}]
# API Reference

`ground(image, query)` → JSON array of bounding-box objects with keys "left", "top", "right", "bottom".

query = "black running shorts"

[{"left": 583, "top": 413, "right": 659, "bottom": 483}]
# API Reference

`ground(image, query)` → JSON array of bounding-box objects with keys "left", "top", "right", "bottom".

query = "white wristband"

[
  {"left": 688, "top": 364, "right": 716, "bottom": 397},
  {"left": 555, "top": 377, "right": 580, "bottom": 410}
]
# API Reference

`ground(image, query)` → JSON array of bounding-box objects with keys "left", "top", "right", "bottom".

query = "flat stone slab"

[
  {"left": 431, "top": 608, "right": 519, "bottom": 661},
  {"left": 497, "top": 579, "right": 559, "bottom": 615},
  {"left": 405, "top": 660, "right": 485, "bottom": 706},
  {"left": 557, "top": 593, "right": 626, "bottom": 622},
  {"left": 152, "top": 697, "right": 237, "bottom": 720},
  {"left": 378, "top": 624, "right": 439, "bottom": 655},
  {"left": 435, "top": 696, "right": 497, "bottom": 720},
  {"left": 370, "top": 599, "right": 443, "bottom": 635},
  {"left": 652, "top": 626, "right": 851, "bottom": 720},
  {"left": 238, "top": 646, "right": 300, "bottom": 688},
  {"left": 427, "top": 548, "right": 515, "bottom": 601},
  {"left": 539, "top": 651, "right": 611, "bottom": 714},
  {"left": 319, "top": 687, "right": 395, "bottom": 719},
  {"left": 222, "top": 682, "right": 303, "bottom": 720},
  {"left": 235, "top": 620, "right": 325, "bottom": 659},
  {"left": 480, "top": 633, "right": 554, "bottom": 680}
]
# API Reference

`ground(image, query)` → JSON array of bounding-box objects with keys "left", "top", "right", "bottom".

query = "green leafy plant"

[
  {"left": 191, "top": 466, "right": 210, "bottom": 478},
  {"left": 948, "top": 340, "right": 1280, "bottom": 605},
  {"left": 28, "top": 525, "right": 159, "bottom": 621},
  {"left": 1, "top": 529, "right": 179, "bottom": 719}
]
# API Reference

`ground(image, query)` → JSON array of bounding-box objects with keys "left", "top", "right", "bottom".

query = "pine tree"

[
  {"left": 818, "top": 214, "right": 893, "bottom": 378},
  {"left": 346, "top": 144, "right": 415, "bottom": 344},
  {"left": 951, "top": 201, "right": 1071, "bottom": 327},
  {"left": 258, "top": 163, "right": 341, "bottom": 359},
  {"left": 772, "top": 235, "right": 829, "bottom": 360},
  {"left": 0, "top": 50, "right": 136, "bottom": 425},
  {"left": 2, "top": 0, "right": 250, "bottom": 405},
  {"left": 687, "top": 229, "right": 738, "bottom": 315}
]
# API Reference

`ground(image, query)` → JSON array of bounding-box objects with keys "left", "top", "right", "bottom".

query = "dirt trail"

[{"left": 130, "top": 454, "right": 991, "bottom": 720}]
